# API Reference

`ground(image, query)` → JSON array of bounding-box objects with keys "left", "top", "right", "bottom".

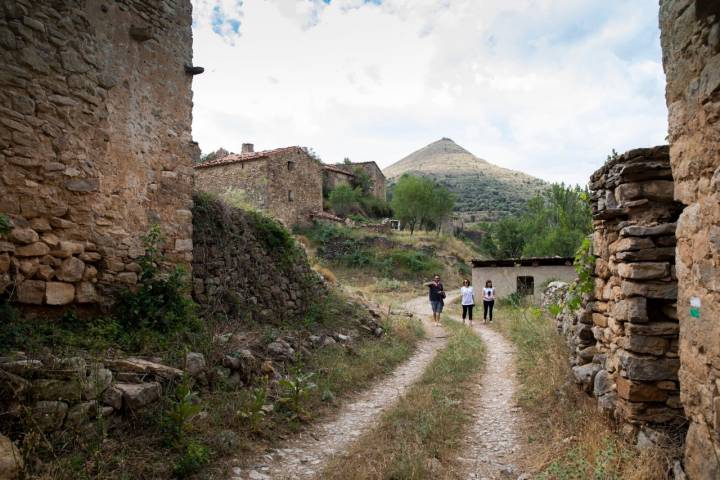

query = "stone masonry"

[
  {"left": 194, "top": 147, "right": 323, "bottom": 227},
  {"left": 331, "top": 161, "right": 387, "bottom": 200},
  {"left": 576, "top": 147, "right": 685, "bottom": 429},
  {"left": 661, "top": 1, "right": 720, "bottom": 477},
  {"left": 0, "top": 0, "right": 196, "bottom": 307}
]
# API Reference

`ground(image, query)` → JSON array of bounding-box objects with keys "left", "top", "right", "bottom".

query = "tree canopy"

[
  {"left": 390, "top": 174, "right": 455, "bottom": 234},
  {"left": 479, "top": 183, "right": 591, "bottom": 258}
]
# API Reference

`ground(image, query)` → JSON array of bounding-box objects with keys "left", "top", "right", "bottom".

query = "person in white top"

[
  {"left": 460, "top": 279, "right": 475, "bottom": 326},
  {"left": 482, "top": 280, "right": 496, "bottom": 323}
]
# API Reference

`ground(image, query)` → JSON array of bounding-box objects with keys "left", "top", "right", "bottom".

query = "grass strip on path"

[
  {"left": 322, "top": 319, "right": 485, "bottom": 480},
  {"left": 493, "top": 305, "right": 679, "bottom": 480}
]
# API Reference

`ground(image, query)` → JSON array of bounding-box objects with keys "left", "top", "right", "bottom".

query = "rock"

[
  {"left": 222, "top": 355, "right": 242, "bottom": 370},
  {"left": 617, "top": 262, "right": 669, "bottom": 280},
  {"left": 116, "top": 272, "right": 137, "bottom": 285},
  {"left": 611, "top": 297, "right": 647, "bottom": 322},
  {"left": 322, "top": 336, "right": 337, "bottom": 347},
  {"left": 115, "top": 382, "right": 161, "bottom": 409},
  {"left": 66, "top": 401, "right": 98, "bottom": 427},
  {"left": 617, "top": 351, "right": 679, "bottom": 381},
  {"left": 620, "top": 281, "right": 677, "bottom": 300},
  {"left": 32, "top": 401, "right": 68, "bottom": 430},
  {"left": 0, "top": 434, "right": 22, "bottom": 479},
  {"left": 9, "top": 227, "right": 38, "bottom": 244},
  {"left": 373, "top": 327, "right": 384, "bottom": 337},
  {"left": 593, "top": 369, "right": 613, "bottom": 397},
  {"left": 104, "top": 358, "right": 183, "bottom": 380},
  {"left": 625, "top": 322, "right": 679, "bottom": 336},
  {"left": 616, "top": 376, "right": 668, "bottom": 402},
  {"left": 15, "top": 241, "right": 50, "bottom": 257},
  {"left": 16, "top": 280, "right": 45, "bottom": 304},
  {"left": 56, "top": 257, "right": 85, "bottom": 282},
  {"left": 102, "top": 386, "right": 123, "bottom": 410},
  {"left": 76, "top": 282, "right": 97, "bottom": 303},
  {"left": 267, "top": 341, "right": 295, "bottom": 360},
  {"left": 572, "top": 363, "right": 601, "bottom": 389},
  {"left": 261, "top": 360, "right": 276, "bottom": 376},
  {"left": 185, "top": 352, "right": 206, "bottom": 377},
  {"left": 617, "top": 335, "right": 669, "bottom": 356},
  {"left": 636, "top": 426, "right": 669, "bottom": 450},
  {"left": 621, "top": 223, "right": 676, "bottom": 237},
  {"left": 672, "top": 460, "right": 687, "bottom": 480},
  {"left": 32, "top": 378, "right": 83, "bottom": 402},
  {"left": 64, "top": 178, "right": 99, "bottom": 192},
  {"left": 83, "top": 367, "right": 113, "bottom": 400},
  {"left": 335, "top": 333, "right": 350, "bottom": 342},
  {"left": 45, "top": 282, "right": 75, "bottom": 305},
  {"left": 53, "top": 240, "right": 84, "bottom": 258}
]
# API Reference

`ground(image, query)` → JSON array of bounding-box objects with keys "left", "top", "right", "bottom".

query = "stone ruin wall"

[
  {"left": 583, "top": 146, "right": 685, "bottom": 430},
  {"left": 661, "top": 1, "right": 720, "bottom": 477},
  {"left": 0, "top": 0, "right": 196, "bottom": 308},
  {"left": 265, "top": 149, "right": 323, "bottom": 227}
]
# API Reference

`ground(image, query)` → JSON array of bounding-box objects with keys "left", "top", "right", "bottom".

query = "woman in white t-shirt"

[
  {"left": 460, "top": 279, "right": 475, "bottom": 326},
  {"left": 482, "top": 280, "right": 496, "bottom": 323}
]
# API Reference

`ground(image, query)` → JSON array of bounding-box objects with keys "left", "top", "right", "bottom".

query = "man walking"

[{"left": 424, "top": 274, "right": 445, "bottom": 326}]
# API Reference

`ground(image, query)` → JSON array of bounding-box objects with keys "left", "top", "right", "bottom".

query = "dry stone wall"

[
  {"left": 191, "top": 194, "right": 325, "bottom": 324},
  {"left": 0, "top": 0, "right": 196, "bottom": 308},
  {"left": 661, "top": 1, "right": 720, "bottom": 477},
  {"left": 565, "top": 147, "right": 685, "bottom": 431}
]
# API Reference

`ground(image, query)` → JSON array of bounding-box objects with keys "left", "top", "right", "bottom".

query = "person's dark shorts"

[{"left": 430, "top": 300, "right": 444, "bottom": 314}]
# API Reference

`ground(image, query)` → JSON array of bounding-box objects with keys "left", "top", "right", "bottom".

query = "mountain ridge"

[{"left": 383, "top": 138, "right": 547, "bottom": 221}]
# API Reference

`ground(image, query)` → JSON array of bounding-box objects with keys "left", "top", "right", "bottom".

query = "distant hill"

[{"left": 383, "top": 138, "right": 547, "bottom": 222}]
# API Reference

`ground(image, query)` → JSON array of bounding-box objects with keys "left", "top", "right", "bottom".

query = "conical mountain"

[{"left": 384, "top": 138, "right": 547, "bottom": 221}]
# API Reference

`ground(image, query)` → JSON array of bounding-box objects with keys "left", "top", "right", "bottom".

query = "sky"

[{"left": 190, "top": 0, "right": 668, "bottom": 185}]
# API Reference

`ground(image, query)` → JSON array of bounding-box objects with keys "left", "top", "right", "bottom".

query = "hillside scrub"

[
  {"left": 493, "top": 305, "right": 678, "bottom": 479},
  {"left": 322, "top": 320, "right": 485, "bottom": 479},
  {"left": 479, "top": 183, "right": 591, "bottom": 258}
]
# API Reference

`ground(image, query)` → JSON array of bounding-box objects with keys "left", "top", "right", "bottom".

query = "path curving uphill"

[{"left": 228, "top": 295, "right": 450, "bottom": 480}]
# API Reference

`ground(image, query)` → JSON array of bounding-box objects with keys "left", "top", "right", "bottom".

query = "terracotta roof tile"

[{"left": 194, "top": 146, "right": 305, "bottom": 169}]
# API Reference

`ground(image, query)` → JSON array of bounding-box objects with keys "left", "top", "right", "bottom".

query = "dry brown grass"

[
  {"left": 314, "top": 265, "right": 337, "bottom": 284},
  {"left": 493, "top": 305, "right": 680, "bottom": 479},
  {"left": 321, "top": 320, "right": 485, "bottom": 480}
]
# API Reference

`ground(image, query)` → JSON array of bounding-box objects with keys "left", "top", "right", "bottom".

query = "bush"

[
  {"left": 0, "top": 213, "right": 11, "bottom": 236},
  {"left": 328, "top": 185, "right": 359, "bottom": 216},
  {"left": 359, "top": 196, "right": 392, "bottom": 218}
]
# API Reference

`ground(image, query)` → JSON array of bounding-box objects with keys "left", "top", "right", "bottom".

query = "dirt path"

[
  {"left": 228, "top": 295, "right": 450, "bottom": 480},
  {"left": 450, "top": 311, "right": 524, "bottom": 480}
]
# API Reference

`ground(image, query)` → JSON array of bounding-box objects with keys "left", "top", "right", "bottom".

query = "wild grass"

[
  {"left": 493, "top": 306, "right": 678, "bottom": 480},
  {"left": 322, "top": 320, "right": 485, "bottom": 480}
]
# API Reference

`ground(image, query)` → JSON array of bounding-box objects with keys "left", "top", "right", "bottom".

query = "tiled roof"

[{"left": 194, "top": 146, "right": 305, "bottom": 169}]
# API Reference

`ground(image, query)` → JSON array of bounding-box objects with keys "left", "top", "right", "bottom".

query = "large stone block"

[
  {"left": 612, "top": 297, "right": 648, "bottom": 322},
  {"left": 616, "top": 376, "right": 668, "bottom": 402},
  {"left": 617, "top": 335, "right": 669, "bottom": 356},
  {"left": 45, "top": 282, "right": 75, "bottom": 305},
  {"left": 617, "top": 262, "right": 669, "bottom": 280},
  {"left": 56, "top": 257, "right": 85, "bottom": 282},
  {"left": 618, "top": 350, "right": 679, "bottom": 381},
  {"left": 115, "top": 382, "right": 161, "bottom": 410},
  {"left": 620, "top": 281, "right": 677, "bottom": 299},
  {"left": 17, "top": 280, "right": 45, "bottom": 304}
]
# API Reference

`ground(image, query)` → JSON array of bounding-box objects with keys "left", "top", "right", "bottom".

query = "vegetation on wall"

[
  {"left": 479, "top": 183, "right": 591, "bottom": 258},
  {"left": 327, "top": 184, "right": 392, "bottom": 219},
  {"left": 390, "top": 174, "right": 455, "bottom": 234}
]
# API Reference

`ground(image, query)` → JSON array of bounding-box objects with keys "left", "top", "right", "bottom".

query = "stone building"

[
  {"left": 471, "top": 257, "right": 576, "bottom": 300},
  {"left": 326, "top": 161, "right": 387, "bottom": 200},
  {"left": 322, "top": 165, "right": 354, "bottom": 194},
  {"left": 194, "top": 145, "right": 323, "bottom": 227},
  {"left": 573, "top": 147, "right": 685, "bottom": 431},
  {"left": 0, "top": 0, "right": 197, "bottom": 307},
  {"left": 661, "top": 2, "right": 720, "bottom": 477}
]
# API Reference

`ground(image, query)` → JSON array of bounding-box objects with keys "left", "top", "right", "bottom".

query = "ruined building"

[
  {"left": 661, "top": 1, "right": 720, "bottom": 477},
  {"left": 194, "top": 145, "right": 324, "bottom": 227},
  {"left": 0, "top": 0, "right": 197, "bottom": 307}
]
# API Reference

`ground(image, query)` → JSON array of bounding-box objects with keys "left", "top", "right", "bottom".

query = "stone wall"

[
  {"left": 194, "top": 159, "right": 268, "bottom": 209},
  {"left": 191, "top": 194, "right": 325, "bottom": 323},
  {"left": 661, "top": 1, "right": 720, "bottom": 477},
  {"left": 322, "top": 166, "right": 353, "bottom": 195},
  {"left": 577, "top": 146, "right": 684, "bottom": 429},
  {"left": 354, "top": 161, "right": 387, "bottom": 201},
  {"left": 0, "top": 0, "right": 196, "bottom": 307}
]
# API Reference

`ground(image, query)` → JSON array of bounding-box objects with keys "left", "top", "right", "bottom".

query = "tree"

[
  {"left": 350, "top": 166, "right": 373, "bottom": 196},
  {"left": 390, "top": 174, "right": 455, "bottom": 235},
  {"left": 328, "top": 185, "right": 359, "bottom": 216},
  {"left": 198, "top": 147, "right": 230, "bottom": 164}
]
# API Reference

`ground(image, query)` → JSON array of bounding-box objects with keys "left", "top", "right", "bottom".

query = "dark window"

[
  {"left": 287, "top": 161, "right": 295, "bottom": 171},
  {"left": 288, "top": 190, "right": 294, "bottom": 202},
  {"left": 517, "top": 276, "right": 534, "bottom": 296}
]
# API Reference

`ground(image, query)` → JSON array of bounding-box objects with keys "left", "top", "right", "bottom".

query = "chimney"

[{"left": 242, "top": 143, "right": 254, "bottom": 153}]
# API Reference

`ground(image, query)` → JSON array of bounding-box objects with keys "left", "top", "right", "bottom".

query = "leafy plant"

[
  {"left": 163, "top": 378, "right": 202, "bottom": 446},
  {"left": 565, "top": 237, "right": 595, "bottom": 311},
  {"left": 0, "top": 213, "right": 11, "bottom": 236},
  {"left": 328, "top": 185, "right": 360, "bottom": 216},
  {"left": 278, "top": 364, "right": 317, "bottom": 419},
  {"left": 172, "top": 439, "right": 210, "bottom": 478},
  {"left": 237, "top": 378, "right": 270, "bottom": 433}
]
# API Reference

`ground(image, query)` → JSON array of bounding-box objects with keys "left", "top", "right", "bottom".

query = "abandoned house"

[
  {"left": 472, "top": 257, "right": 576, "bottom": 300},
  {"left": 325, "top": 161, "right": 387, "bottom": 200},
  {"left": 194, "top": 144, "right": 323, "bottom": 227}
]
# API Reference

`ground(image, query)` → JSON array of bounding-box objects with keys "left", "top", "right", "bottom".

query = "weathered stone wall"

[
  {"left": 194, "top": 159, "right": 268, "bottom": 208},
  {"left": 266, "top": 149, "right": 323, "bottom": 227},
  {"left": 322, "top": 166, "right": 353, "bottom": 194},
  {"left": 354, "top": 161, "right": 387, "bottom": 201},
  {"left": 577, "top": 147, "right": 684, "bottom": 430},
  {"left": 0, "top": 0, "right": 196, "bottom": 307},
  {"left": 661, "top": 1, "right": 720, "bottom": 477},
  {"left": 191, "top": 194, "right": 325, "bottom": 323}
]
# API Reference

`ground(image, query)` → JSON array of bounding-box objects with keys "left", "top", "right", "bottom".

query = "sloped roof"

[
  {"left": 323, "top": 165, "right": 355, "bottom": 176},
  {"left": 472, "top": 257, "right": 574, "bottom": 268},
  {"left": 194, "top": 146, "right": 306, "bottom": 169}
]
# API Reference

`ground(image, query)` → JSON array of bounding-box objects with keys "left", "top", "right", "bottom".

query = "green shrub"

[
  {"left": 328, "top": 185, "right": 360, "bottom": 216},
  {"left": 172, "top": 440, "right": 210, "bottom": 478},
  {"left": 0, "top": 214, "right": 11, "bottom": 236},
  {"left": 359, "top": 196, "right": 392, "bottom": 218}
]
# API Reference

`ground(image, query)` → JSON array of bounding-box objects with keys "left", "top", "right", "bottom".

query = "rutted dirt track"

[
  {"left": 229, "top": 296, "right": 523, "bottom": 480},
  {"left": 453, "top": 316, "right": 523, "bottom": 480},
  {"left": 228, "top": 296, "right": 449, "bottom": 480}
]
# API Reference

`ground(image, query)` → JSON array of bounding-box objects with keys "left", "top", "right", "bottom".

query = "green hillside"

[{"left": 384, "top": 138, "right": 547, "bottom": 221}]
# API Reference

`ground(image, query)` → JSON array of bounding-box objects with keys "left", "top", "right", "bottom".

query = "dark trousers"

[
  {"left": 483, "top": 300, "right": 494, "bottom": 320},
  {"left": 462, "top": 304, "right": 473, "bottom": 320}
]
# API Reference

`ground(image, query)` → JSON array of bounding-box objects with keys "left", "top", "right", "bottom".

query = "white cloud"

[{"left": 190, "top": 0, "right": 668, "bottom": 185}]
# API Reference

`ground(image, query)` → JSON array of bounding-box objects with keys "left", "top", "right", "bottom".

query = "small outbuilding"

[{"left": 471, "top": 257, "right": 576, "bottom": 300}]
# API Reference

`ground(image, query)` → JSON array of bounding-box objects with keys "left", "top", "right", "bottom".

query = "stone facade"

[
  {"left": 332, "top": 161, "right": 387, "bottom": 200},
  {"left": 0, "top": 0, "right": 196, "bottom": 307},
  {"left": 575, "top": 147, "right": 685, "bottom": 429},
  {"left": 661, "top": 2, "right": 720, "bottom": 477},
  {"left": 322, "top": 165, "right": 354, "bottom": 195},
  {"left": 471, "top": 258, "right": 576, "bottom": 301},
  {"left": 194, "top": 147, "right": 323, "bottom": 227}
]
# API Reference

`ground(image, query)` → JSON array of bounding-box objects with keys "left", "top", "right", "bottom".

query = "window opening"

[{"left": 517, "top": 276, "right": 534, "bottom": 296}]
